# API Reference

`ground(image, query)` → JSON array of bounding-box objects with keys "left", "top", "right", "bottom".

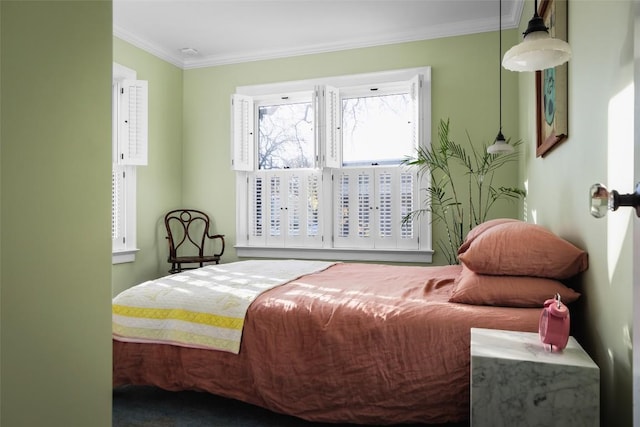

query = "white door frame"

[{"left": 633, "top": 2, "right": 640, "bottom": 425}]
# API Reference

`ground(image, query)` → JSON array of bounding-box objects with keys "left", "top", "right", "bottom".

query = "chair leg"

[{"left": 169, "top": 263, "right": 181, "bottom": 274}]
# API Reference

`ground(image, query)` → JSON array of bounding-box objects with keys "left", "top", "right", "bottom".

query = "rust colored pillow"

[
  {"left": 458, "top": 221, "right": 588, "bottom": 279},
  {"left": 449, "top": 266, "right": 581, "bottom": 307},
  {"left": 458, "top": 218, "right": 519, "bottom": 255}
]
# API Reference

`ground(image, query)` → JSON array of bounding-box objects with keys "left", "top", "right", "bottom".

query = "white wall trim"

[
  {"left": 235, "top": 246, "right": 433, "bottom": 264},
  {"left": 112, "top": 248, "right": 139, "bottom": 264},
  {"left": 236, "top": 66, "right": 432, "bottom": 97}
]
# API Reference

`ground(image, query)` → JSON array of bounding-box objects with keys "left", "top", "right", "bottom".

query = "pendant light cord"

[{"left": 498, "top": 0, "right": 502, "bottom": 134}]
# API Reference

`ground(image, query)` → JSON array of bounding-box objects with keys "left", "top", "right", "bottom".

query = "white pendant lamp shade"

[
  {"left": 502, "top": 31, "right": 572, "bottom": 72},
  {"left": 502, "top": 0, "right": 572, "bottom": 72},
  {"left": 487, "top": 131, "right": 514, "bottom": 154},
  {"left": 487, "top": 0, "right": 514, "bottom": 156}
]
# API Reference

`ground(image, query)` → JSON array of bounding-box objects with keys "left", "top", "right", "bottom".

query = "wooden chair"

[{"left": 164, "top": 209, "right": 225, "bottom": 273}]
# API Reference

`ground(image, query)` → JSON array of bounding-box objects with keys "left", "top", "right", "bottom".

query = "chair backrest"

[{"left": 164, "top": 209, "right": 211, "bottom": 259}]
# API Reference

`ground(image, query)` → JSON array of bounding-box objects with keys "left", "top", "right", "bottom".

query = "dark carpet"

[{"left": 112, "top": 385, "right": 468, "bottom": 427}]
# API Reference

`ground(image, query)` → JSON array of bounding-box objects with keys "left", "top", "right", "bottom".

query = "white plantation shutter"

[
  {"left": 267, "top": 174, "right": 284, "bottom": 245},
  {"left": 320, "top": 85, "right": 341, "bottom": 168},
  {"left": 399, "top": 170, "right": 417, "bottom": 245},
  {"left": 334, "top": 167, "right": 419, "bottom": 250},
  {"left": 305, "top": 173, "right": 322, "bottom": 243},
  {"left": 375, "top": 170, "right": 394, "bottom": 248},
  {"left": 231, "top": 94, "right": 255, "bottom": 171},
  {"left": 247, "top": 173, "right": 266, "bottom": 246},
  {"left": 334, "top": 168, "right": 373, "bottom": 248},
  {"left": 389, "top": 168, "right": 419, "bottom": 249},
  {"left": 336, "top": 172, "right": 350, "bottom": 240},
  {"left": 117, "top": 79, "right": 148, "bottom": 166},
  {"left": 248, "top": 170, "right": 322, "bottom": 247},
  {"left": 409, "top": 74, "right": 423, "bottom": 152},
  {"left": 288, "top": 175, "right": 302, "bottom": 239},
  {"left": 112, "top": 165, "right": 126, "bottom": 250}
]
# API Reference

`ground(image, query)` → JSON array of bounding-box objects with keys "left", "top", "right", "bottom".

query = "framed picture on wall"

[{"left": 536, "top": 0, "right": 569, "bottom": 158}]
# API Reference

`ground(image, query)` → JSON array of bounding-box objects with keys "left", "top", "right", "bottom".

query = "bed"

[{"left": 113, "top": 219, "right": 588, "bottom": 425}]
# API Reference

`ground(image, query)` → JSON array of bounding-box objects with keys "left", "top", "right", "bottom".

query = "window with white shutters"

[
  {"left": 233, "top": 67, "right": 432, "bottom": 262},
  {"left": 112, "top": 63, "right": 148, "bottom": 263}
]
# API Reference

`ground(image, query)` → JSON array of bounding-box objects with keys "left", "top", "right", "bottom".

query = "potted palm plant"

[{"left": 403, "top": 118, "right": 526, "bottom": 264}]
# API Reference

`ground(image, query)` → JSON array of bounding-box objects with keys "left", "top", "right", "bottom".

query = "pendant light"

[
  {"left": 502, "top": 0, "right": 572, "bottom": 72},
  {"left": 488, "top": 0, "right": 514, "bottom": 155}
]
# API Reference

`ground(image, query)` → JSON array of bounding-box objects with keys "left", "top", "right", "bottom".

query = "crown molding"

[
  {"left": 115, "top": 2, "right": 523, "bottom": 70},
  {"left": 113, "top": 25, "right": 184, "bottom": 68}
]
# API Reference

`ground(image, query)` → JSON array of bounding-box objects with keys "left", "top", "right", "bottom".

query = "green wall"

[
  {"left": 1, "top": 2, "right": 112, "bottom": 426},
  {"left": 182, "top": 30, "right": 523, "bottom": 266},
  {"left": 112, "top": 37, "right": 184, "bottom": 295},
  {"left": 517, "top": 0, "right": 634, "bottom": 424}
]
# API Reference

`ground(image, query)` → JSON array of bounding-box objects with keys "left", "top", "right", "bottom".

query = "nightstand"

[{"left": 470, "top": 327, "right": 599, "bottom": 427}]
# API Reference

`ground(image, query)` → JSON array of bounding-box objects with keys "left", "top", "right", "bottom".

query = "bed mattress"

[{"left": 113, "top": 262, "right": 540, "bottom": 425}]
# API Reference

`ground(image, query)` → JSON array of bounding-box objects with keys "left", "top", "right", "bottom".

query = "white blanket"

[{"left": 112, "top": 259, "right": 336, "bottom": 354}]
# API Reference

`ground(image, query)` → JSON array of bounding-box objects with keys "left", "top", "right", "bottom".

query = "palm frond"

[{"left": 405, "top": 118, "right": 525, "bottom": 264}]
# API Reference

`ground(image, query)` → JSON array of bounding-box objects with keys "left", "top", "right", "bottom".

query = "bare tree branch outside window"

[
  {"left": 258, "top": 102, "right": 314, "bottom": 169},
  {"left": 342, "top": 93, "right": 412, "bottom": 166}
]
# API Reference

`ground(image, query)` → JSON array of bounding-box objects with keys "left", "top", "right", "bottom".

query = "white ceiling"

[{"left": 113, "top": 0, "right": 524, "bottom": 69}]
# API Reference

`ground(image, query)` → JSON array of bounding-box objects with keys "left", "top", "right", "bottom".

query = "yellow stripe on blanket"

[
  {"left": 112, "top": 323, "right": 241, "bottom": 352},
  {"left": 113, "top": 305, "right": 244, "bottom": 330}
]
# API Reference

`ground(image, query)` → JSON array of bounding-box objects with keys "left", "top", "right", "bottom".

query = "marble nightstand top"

[{"left": 471, "top": 327, "right": 598, "bottom": 369}]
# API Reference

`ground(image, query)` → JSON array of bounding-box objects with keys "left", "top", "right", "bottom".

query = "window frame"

[{"left": 233, "top": 67, "right": 433, "bottom": 263}]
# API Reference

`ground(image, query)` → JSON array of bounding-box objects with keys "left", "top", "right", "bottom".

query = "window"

[
  {"left": 257, "top": 93, "right": 314, "bottom": 169},
  {"left": 112, "top": 63, "right": 148, "bottom": 264},
  {"left": 232, "top": 67, "right": 432, "bottom": 262},
  {"left": 341, "top": 88, "right": 413, "bottom": 166}
]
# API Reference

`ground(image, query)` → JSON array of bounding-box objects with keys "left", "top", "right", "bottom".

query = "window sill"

[
  {"left": 235, "top": 246, "right": 433, "bottom": 263},
  {"left": 112, "top": 248, "right": 140, "bottom": 264}
]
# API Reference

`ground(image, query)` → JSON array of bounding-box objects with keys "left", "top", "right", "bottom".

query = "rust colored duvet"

[{"left": 113, "top": 263, "right": 540, "bottom": 424}]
